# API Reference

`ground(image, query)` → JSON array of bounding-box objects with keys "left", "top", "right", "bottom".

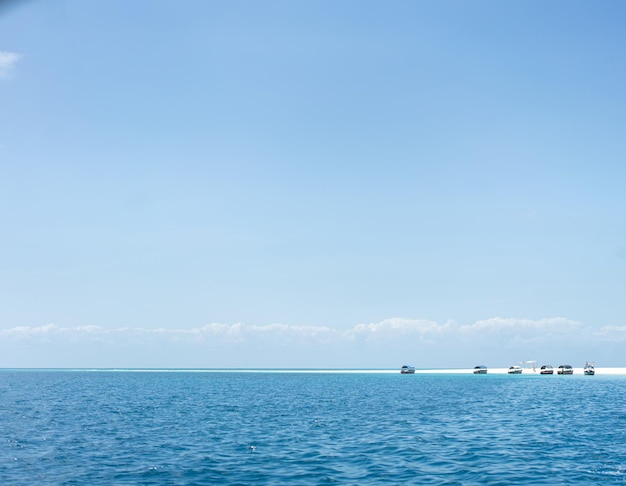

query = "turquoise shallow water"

[{"left": 1, "top": 370, "right": 625, "bottom": 484}]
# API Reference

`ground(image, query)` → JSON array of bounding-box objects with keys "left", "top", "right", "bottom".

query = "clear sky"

[{"left": 1, "top": 0, "right": 625, "bottom": 368}]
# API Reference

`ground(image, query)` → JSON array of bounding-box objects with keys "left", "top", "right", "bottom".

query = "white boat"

[
  {"left": 539, "top": 365, "right": 554, "bottom": 375},
  {"left": 584, "top": 361, "right": 595, "bottom": 376},
  {"left": 507, "top": 365, "right": 522, "bottom": 374},
  {"left": 557, "top": 365, "right": 574, "bottom": 375},
  {"left": 473, "top": 365, "right": 487, "bottom": 374},
  {"left": 400, "top": 365, "right": 415, "bottom": 374}
]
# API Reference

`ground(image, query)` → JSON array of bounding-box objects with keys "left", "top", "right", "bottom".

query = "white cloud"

[
  {"left": 1, "top": 317, "right": 622, "bottom": 368},
  {"left": 592, "top": 325, "right": 626, "bottom": 342},
  {"left": 459, "top": 317, "right": 581, "bottom": 334},
  {"left": 0, "top": 51, "right": 21, "bottom": 79},
  {"left": 0, "top": 316, "right": 588, "bottom": 343},
  {"left": 1, "top": 323, "right": 57, "bottom": 337},
  {"left": 352, "top": 318, "right": 444, "bottom": 336}
]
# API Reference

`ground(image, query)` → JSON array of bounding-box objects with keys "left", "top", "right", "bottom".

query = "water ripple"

[{"left": 1, "top": 371, "right": 625, "bottom": 484}]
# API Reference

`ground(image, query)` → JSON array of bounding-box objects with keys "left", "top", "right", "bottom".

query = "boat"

[
  {"left": 557, "top": 365, "right": 573, "bottom": 375},
  {"left": 507, "top": 365, "right": 522, "bottom": 374},
  {"left": 400, "top": 365, "right": 415, "bottom": 374},
  {"left": 539, "top": 365, "right": 553, "bottom": 375},
  {"left": 473, "top": 365, "right": 487, "bottom": 374},
  {"left": 584, "top": 361, "right": 595, "bottom": 376}
]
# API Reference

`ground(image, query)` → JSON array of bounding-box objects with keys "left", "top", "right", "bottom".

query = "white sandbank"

[
  {"left": 16, "top": 367, "right": 623, "bottom": 374},
  {"left": 413, "top": 367, "right": 626, "bottom": 375}
]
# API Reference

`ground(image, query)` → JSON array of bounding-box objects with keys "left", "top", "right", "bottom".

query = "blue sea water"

[{"left": 1, "top": 370, "right": 625, "bottom": 485}]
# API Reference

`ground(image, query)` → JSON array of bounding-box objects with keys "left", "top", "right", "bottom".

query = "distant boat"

[
  {"left": 473, "top": 365, "right": 487, "bottom": 374},
  {"left": 557, "top": 365, "right": 574, "bottom": 375},
  {"left": 400, "top": 365, "right": 415, "bottom": 374},
  {"left": 584, "top": 362, "right": 595, "bottom": 376},
  {"left": 540, "top": 365, "right": 554, "bottom": 375},
  {"left": 507, "top": 365, "right": 522, "bottom": 374}
]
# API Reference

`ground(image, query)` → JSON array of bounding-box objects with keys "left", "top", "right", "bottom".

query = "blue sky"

[{"left": 1, "top": 1, "right": 625, "bottom": 368}]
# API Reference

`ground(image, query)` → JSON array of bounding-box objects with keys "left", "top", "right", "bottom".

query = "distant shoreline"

[
  {"left": 414, "top": 367, "right": 626, "bottom": 375},
  {"left": 1, "top": 367, "right": 626, "bottom": 375}
]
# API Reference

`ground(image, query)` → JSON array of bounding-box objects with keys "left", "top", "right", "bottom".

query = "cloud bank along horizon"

[{"left": 1, "top": 317, "right": 623, "bottom": 368}]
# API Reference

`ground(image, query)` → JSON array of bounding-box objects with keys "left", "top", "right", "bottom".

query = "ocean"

[{"left": 1, "top": 370, "right": 625, "bottom": 485}]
